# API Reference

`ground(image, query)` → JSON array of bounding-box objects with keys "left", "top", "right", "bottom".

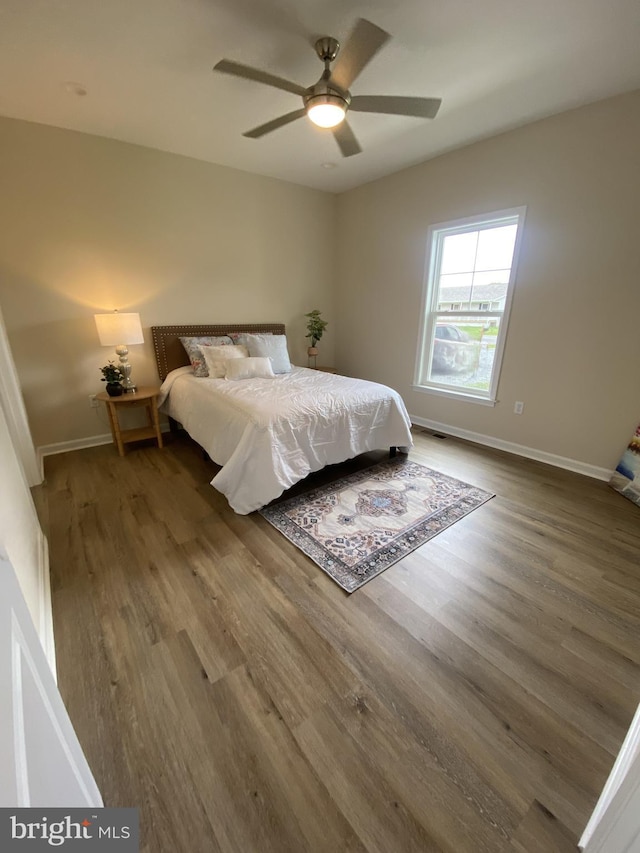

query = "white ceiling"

[{"left": 0, "top": 0, "right": 639, "bottom": 193}]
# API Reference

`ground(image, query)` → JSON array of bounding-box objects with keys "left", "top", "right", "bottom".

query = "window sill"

[{"left": 411, "top": 384, "right": 497, "bottom": 407}]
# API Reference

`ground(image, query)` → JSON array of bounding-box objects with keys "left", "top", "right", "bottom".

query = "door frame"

[
  {"left": 1, "top": 549, "right": 102, "bottom": 807},
  {"left": 0, "top": 305, "right": 40, "bottom": 487},
  {"left": 0, "top": 304, "right": 54, "bottom": 673}
]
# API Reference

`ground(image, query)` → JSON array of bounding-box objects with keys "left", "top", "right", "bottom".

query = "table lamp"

[{"left": 94, "top": 311, "right": 144, "bottom": 393}]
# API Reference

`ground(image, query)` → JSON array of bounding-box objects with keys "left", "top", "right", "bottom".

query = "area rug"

[{"left": 260, "top": 458, "right": 494, "bottom": 593}]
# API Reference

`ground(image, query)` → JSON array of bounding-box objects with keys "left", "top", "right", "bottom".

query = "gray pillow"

[{"left": 242, "top": 334, "right": 292, "bottom": 374}]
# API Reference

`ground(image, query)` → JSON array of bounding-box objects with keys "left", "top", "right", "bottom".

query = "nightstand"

[
  {"left": 312, "top": 366, "right": 338, "bottom": 374},
  {"left": 97, "top": 386, "right": 163, "bottom": 457}
]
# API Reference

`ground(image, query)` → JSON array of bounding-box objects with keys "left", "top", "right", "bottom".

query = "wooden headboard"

[{"left": 151, "top": 323, "right": 286, "bottom": 381}]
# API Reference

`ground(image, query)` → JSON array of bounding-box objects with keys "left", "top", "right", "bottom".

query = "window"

[{"left": 414, "top": 207, "right": 525, "bottom": 404}]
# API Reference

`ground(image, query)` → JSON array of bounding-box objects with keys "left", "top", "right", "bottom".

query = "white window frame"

[{"left": 413, "top": 206, "right": 526, "bottom": 405}]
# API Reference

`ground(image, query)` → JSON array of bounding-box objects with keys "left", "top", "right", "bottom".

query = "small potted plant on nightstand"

[
  {"left": 100, "top": 361, "right": 124, "bottom": 396},
  {"left": 305, "top": 309, "right": 328, "bottom": 367}
]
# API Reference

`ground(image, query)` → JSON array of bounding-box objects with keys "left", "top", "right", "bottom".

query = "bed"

[{"left": 152, "top": 324, "right": 413, "bottom": 514}]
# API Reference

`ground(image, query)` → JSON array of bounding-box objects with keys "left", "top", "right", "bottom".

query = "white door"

[
  {"left": 580, "top": 704, "right": 640, "bottom": 852},
  {"left": 0, "top": 549, "right": 102, "bottom": 808}
]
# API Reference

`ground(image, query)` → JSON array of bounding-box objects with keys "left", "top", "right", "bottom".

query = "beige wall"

[
  {"left": 0, "top": 117, "right": 336, "bottom": 447},
  {"left": 335, "top": 89, "right": 640, "bottom": 471},
  {"left": 1, "top": 91, "right": 639, "bottom": 470}
]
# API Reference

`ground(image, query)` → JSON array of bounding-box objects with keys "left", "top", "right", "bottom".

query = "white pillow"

[
  {"left": 242, "top": 334, "right": 291, "bottom": 374},
  {"left": 225, "top": 356, "right": 275, "bottom": 380},
  {"left": 202, "top": 344, "right": 248, "bottom": 378}
]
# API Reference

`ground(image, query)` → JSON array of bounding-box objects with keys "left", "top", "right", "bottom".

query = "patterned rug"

[{"left": 260, "top": 458, "right": 494, "bottom": 593}]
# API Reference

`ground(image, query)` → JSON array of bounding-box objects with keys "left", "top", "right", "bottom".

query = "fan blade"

[
  {"left": 350, "top": 95, "right": 442, "bottom": 119},
  {"left": 243, "top": 109, "right": 307, "bottom": 139},
  {"left": 332, "top": 120, "right": 362, "bottom": 157},
  {"left": 330, "top": 19, "right": 390, "bottom": 91},
  {"left": 214, "top": 59, "right": 306, "bottom": 97}
]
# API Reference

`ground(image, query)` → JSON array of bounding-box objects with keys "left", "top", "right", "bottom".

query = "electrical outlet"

[
  {"left": 514, "top": 401, "right": 524, "bottom": 415},
  {"left": 89, "top": 394, "right": 98, "bottom": 408}
]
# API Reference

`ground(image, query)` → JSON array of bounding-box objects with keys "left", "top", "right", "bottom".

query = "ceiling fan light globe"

[{"left": 306, "top": 96, "right": 346, "bottom": 128}]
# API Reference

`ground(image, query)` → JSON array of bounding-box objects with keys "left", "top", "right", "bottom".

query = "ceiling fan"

[{"left": 213, "top": 18, "right": 442, "bottom": 157}]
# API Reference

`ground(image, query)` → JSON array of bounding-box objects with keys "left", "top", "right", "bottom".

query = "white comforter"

[{"left": 158, "top": 366, "right": 413, "bottom": 514}]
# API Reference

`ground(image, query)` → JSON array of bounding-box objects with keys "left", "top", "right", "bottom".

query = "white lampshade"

[{"left": 94, "top": 312, "right": 144, "bottom": 346}]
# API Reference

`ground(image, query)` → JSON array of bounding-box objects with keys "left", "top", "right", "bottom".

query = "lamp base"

[{"left": 115, "top": 344, "right": 137, "bottom": 393}]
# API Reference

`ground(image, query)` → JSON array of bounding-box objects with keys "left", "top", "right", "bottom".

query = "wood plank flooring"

[{"left": 40, "top": 428, "right": 640, "bottom": 852}]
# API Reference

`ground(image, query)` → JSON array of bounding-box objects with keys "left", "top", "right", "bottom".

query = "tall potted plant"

[{"left": 305, "top": 310, "right": 328, "bottom": 361}]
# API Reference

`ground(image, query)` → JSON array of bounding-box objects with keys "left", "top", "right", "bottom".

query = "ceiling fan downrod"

[{"left": 304, "top": 36, "right": 350, "bottom": 126}]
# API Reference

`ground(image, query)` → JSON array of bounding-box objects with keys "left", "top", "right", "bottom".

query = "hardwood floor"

[{"left": 41, "top": 429, "right": 640, "bottom": 852}]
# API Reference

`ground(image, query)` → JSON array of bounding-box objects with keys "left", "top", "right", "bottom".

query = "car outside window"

[{"left": 414, "top": 207, "right": 526, "bottom": 404}]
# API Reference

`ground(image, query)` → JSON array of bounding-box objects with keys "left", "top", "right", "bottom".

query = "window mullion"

[{"left": 469, "top": 231, "right": 480, "bottom": 309}]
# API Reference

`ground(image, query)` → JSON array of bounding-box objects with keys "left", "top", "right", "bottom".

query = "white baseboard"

[
  {"left": 37, "top": 424, "right": 172, "bottom": 479},
  {"left": 38, "top": 419, "right": 613, "bottom": 483},
  {"left": 36, "top": 528, "right": 56, "bottom": 681},
  {"left": 410, "top": 415, "right": 613, "bottom": 482},
  {"left": 37, "top": 434, "right": 113, "bottom": 479}
]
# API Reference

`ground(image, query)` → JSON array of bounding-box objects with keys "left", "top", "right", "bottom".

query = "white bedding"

[{"left": 158, "top": 365, "right": 413, "bottom": 514}]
